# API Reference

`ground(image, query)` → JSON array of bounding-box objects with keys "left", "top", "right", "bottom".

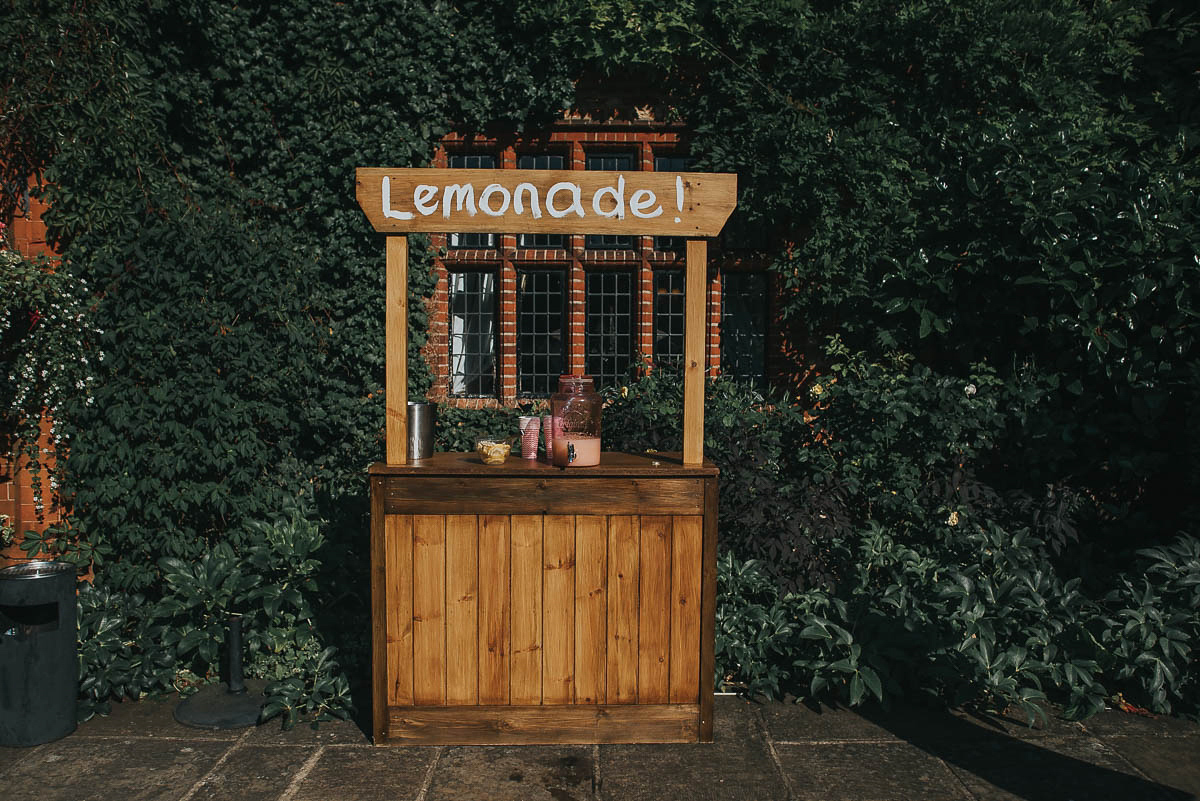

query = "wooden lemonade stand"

[{"left": 357, "top": 167, "right": 736, "bottom": 745}]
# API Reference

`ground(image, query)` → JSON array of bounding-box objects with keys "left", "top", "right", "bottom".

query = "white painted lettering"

[
  {"left": 630, "top": 188, "right": 662, "bottom": 219},
  {"left": 382, "top": 176, "right": 414, "bottom": 220},
  {"left": 442, "top": 184, "right": 478, "bottom": 218},
  {"left": 513, "top": 183, "right": 543, "bottom": 219},
  {"left": 479, "top": 184, "right": 511, "bottom": 216},
  {"left": 591, "top": 174, "right": 626, "bottom": 219},
  {"left": 546, "top": 182, "right": 585, "bottom": 219},
  {"left": 413, "top": 184, "right": 438, "bottom": 216}
]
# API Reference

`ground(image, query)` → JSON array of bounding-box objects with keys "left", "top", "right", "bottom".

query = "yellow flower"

[
  {"left": 946, "top": 511, "right": 960, "bottom": 527},
  {"left": 621, "top": 386, "right": 629, "bottom": 398}
]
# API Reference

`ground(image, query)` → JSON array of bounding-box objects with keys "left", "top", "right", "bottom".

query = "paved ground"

[{"left": 1, "top": 695, "right": 1197, "bottom": 801}]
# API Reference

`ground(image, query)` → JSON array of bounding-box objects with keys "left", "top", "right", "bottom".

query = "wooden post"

[
  {"left": 386, "top": 235, "right": 408, "bottom": 465},
  {"left": 683, "top": 239, "right": 707, "bottom": 465}
]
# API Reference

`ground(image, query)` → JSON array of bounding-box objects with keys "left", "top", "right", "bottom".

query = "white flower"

[{"left": 964, "top": 383, "right": 977, "bottom": 397}]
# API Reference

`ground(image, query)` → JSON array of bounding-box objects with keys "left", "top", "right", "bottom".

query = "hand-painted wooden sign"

[{"left": 356, "top": 168, "right": 737, "bottom": 237}]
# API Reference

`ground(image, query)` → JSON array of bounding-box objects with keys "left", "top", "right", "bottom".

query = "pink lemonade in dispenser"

[{"left": 550, "top": 374, "right": 602, "bottom": 467}]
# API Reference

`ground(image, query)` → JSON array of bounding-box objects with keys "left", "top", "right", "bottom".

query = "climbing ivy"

[{"left": 3, "top": 0, "right": 1198, "bottom": 722}]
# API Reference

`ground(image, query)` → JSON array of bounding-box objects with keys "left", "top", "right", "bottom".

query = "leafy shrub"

[
  {"left": 75, "top": 505, "right": 351, "bottom": 727},
  {"left": 716, "top": 529, "right": 1200, "bottom": 722},
  {"left": 604, "top": 363, "right": 846, "bottom": 590}
]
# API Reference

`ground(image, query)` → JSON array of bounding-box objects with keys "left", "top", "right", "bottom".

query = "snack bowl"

[{"left": 475, "top": 438, "right": 512, "bottom": 465}]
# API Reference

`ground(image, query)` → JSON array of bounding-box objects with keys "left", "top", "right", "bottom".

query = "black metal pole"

[{"left": 227, "top": 612, "right": 245, "bottom": 694}]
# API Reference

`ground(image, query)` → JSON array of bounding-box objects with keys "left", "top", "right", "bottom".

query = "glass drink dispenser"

[{"left": 550, "top": 374, "right": 602, "bottom": 467}]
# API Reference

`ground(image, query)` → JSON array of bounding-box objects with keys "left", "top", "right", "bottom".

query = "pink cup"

[
  {"left": 541, "top": 415, "right": 555, "bottom": 461},
  {"left": 519, "top": 416, "right": 540, "bottom": 460}
]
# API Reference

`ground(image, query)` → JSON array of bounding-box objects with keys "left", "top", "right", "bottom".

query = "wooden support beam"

[
  {"left": 683, "top": 239, "right": 707, "bottom": 466},
  {"left": 386, "top": 235, "right": 408, "bottom": 465}
]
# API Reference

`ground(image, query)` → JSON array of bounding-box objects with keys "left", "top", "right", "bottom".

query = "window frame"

[
  {"left": 447, "top": 153, "right": 497, "bottom": 250},
  {"left": 516, "top": 267, "right": 568, "bottom": 397},
  {"left": 584, "top": 151, "right": 637, "bottom": 251},
  {"left": 584, "top": 268, "right": 637, "bottom": 389},
  {"left": 720, "top": 270, "right": 769, "bottom": 390},
  {"left": 447, "top": 269, "right": 499, "bottom": 397}
]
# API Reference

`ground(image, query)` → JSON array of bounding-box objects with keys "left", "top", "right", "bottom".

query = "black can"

[{"left": 0, "top": 560, "right": 78, "bottom": 746}]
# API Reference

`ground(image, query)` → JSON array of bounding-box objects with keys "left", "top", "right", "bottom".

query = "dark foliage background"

[{"left": 2, "top": 0, "right": 1196, "bottom": 723}]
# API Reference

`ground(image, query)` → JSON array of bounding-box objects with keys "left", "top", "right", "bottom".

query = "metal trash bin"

[{"left": 0, "top": 560, "right": 78, "bottom": 746}]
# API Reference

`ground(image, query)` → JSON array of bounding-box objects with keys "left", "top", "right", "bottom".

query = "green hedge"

[{"left": 3, "top": 0, "right": 1197, "bottom": 723}]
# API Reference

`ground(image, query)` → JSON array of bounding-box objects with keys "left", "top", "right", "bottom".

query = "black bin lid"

[{"left": 0, "top": 561, "right": 76, "bottom": 581}]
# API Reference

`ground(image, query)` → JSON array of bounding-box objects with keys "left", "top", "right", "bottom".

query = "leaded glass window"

[
  {"left": 517, "top": 269, "right": 566, "bottom": 396},
  {"left": 517, "top": 154, "right": 566, "bottom": 250},
  {"left": 448, "top": 154, "right": 496, "bottom": 249},
  {"left": 585, "top": 271, "right": 635, "bottom": 388},
  {"left": 653, "top": 155, "right": 692, "bottom": 252},
  {"left": 653, "top": 270, "right": 685, "bottom": 364},
  {"left": 449, "top": 271, "right": 497, "bottom": 396},
  {"left": 585, "top": 153, "right": 634, "bottom": 250},
  {"left": 721, "top": 272, "right": 767, "bottom": 389}
]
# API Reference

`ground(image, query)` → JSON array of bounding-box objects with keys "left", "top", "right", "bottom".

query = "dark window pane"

[
  {"left": 585, "top": 271, "right": 635, "bottom": 388},
  {"left": 653, "top": 156, "right": 692, "bottom": 252},
  {"left": 653, "top": 270, "right": 686, "bottom": 364},
  {"left": 449, "top": 271, "right": 497, "bottom": 396},
  {"left": 448, "top": 154, "right": 496, "bottom": 249},
  {"left": 517, "top": 269, "right": 566, "bottom": 396},
  {"left": 585, "top": 153, "right": 634, "bottom": 250},
  {"left": 517, "top": 154, "right": 566, "bottom": 249},
  {"left": 721, "top": 272, "right": 767, "bottom": 389}
]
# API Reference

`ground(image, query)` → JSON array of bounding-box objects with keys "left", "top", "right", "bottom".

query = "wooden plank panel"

[
  {"left": 385, "top": 235, "right": 407, "bottom": 465},
  {"left": 542, "top": 515, "right": 576, "bottom": 704},
  {"left": 478, "top": 515, "right": 510, "bottom": 705},
  {"left": 606, "top": 515, "right": 639, "bottom": 704},
  {"left": 445, "top": 514, "right": 478, "bottom": 705},
  {"left": 412, "top": 514, "right": 446, "bottom": 705},
  {"left": 386, "top": 704, "right": 700, "bottom": 746},
  {"left": 357, "top": 167, "right": 737, "bottom": 238},
  {"left": 510, "top": 515, "right": 543, "bottom": 705},
  {"left": 669, "top": 515, "right": 703, "bottom": 703},
  {"left": 683, "top": 239, "right": 706, "bottom": 465},
  {"left": 385, "top": 514, "right": 414, "bottom": 706},
  {"left": 384, "top": 477, "right": 705, "bottom": 516},
  {"left": 638, "top": 515, "right": 672, "bottom": 703},
  {"left": 700, "top": 476, "right": 719, "bottom": 741},
  {"left": 574, "top": 516, "right": 607, "bottom": 704},
  {"left": 370, "top": 478, "right": 387, "bottom": 743}
]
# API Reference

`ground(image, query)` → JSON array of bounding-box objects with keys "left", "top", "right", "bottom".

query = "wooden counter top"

[{"left": 369, "top": 451, "right": 718, "bottom": 477}]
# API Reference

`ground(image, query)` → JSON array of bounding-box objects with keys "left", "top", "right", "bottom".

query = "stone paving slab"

[
  {"left": 185, "top": 743, "right": 315, "bottom": 801},
  {"left": 2, "top": 735, "right": 230, "bottom": 801},
  {"left": 77, "top": 696, "right": 244, "bottom": 741},
  {"left": 289, "top": 745, "right": 436, "bottom": 801},
  {"left": 773, "top": 741, "right": 969, "bottom": 801},
  {"left": 1104, "top": 735, "right": 1200, "bottom": 800},
  {"left": 242, "top": 716, "right": 371, "bottom": 748},
  {"left": 1, "top": 693, "right": 1198, "bottom": 801},
  {"left": 762, "top": 699, "right": 1085, "bottom": 745},
  {"left": 427, "top": 745, "right": 594, "bottom": 801},
  {"left": 939, "top": 734, "right": 1191, "bottom": 801},
  {"left": 599, "top": 697, "right": 785, "bottom": 801},
  {"left": 1081, "top": 708, "right": 1200, "bottom": 739}
]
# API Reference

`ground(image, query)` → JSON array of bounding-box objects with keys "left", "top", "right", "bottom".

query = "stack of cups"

[
  {"left": 541, "top": 415, "right": 555, "bottom": 462},
  {"left": 519, "top": 416, "right": 540, "bottom": 460}
]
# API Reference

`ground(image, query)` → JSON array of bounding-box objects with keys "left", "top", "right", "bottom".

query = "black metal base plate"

[{"left": 174, "top": 680, "right": 267, "bottom": 730}]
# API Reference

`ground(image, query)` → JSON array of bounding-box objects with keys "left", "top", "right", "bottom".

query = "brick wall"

[
  {"left": 426, "top": 123, "right": 732, "bottom": 409},
  {"left": 1, "top": 175, "right": 63, "bottom": 565}
]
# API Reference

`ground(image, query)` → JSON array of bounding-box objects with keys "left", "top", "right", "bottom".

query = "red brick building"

[
  {"left": 423, "top": 114, "right": 785, "bottom": 408},
  {"left": 1, "top": 177, "right": 62, "bottom": 562}
]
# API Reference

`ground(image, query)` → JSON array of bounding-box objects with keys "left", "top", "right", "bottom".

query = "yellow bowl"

[{"left": 475, "top": 439, "right": 511, "bottom": 465}]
